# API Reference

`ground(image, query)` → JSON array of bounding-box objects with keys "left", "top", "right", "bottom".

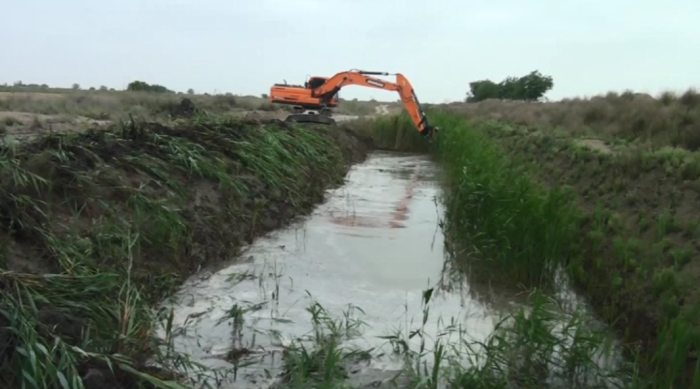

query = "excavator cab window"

[{"left": 307, "top": 77, "right": 326, "bottom": 90}]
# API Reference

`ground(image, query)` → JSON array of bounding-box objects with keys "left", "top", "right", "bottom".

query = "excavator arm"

[{"left": 312, "top": 70, "right": 437, "bottom": 136}]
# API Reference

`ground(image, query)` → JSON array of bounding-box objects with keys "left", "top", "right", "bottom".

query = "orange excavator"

[{"left": 269, "top": 70, "right": 437, "bottom": 136}]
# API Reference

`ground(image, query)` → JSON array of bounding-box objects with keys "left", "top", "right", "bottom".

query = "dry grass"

[
  {"left": 0, "top": 88, "right": 389, "bottom": 123},
  {"left": 445, "top": 89, "right": 700, "bottom": 150},
  {"left": 0, "top": 90, "right": 278, "bottom": 121}
]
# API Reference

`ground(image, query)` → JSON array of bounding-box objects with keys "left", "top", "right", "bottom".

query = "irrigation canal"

[{"left": 162, "top": 151, "right": 617, "bottom": 388}]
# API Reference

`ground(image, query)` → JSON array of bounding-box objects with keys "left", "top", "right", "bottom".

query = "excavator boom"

[{"left": 270, "top": 70, "right": 437, "bottom": 136}]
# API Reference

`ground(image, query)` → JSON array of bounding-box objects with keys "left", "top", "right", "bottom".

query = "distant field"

[
  {"left": 0, "top": 86, "right": 396, "bottom": 139},
  {"left": 443, "top": 89, "right": 700, "bottom": 151}
]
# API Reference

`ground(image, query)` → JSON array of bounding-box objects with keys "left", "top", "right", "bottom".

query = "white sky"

[{"left": 1, "top": 0, "right": 699, "bottom": 102}]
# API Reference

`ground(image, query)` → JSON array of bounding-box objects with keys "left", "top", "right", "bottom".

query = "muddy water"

[{"left": 163, "top": 152, "right": 614, "bottom": 388}]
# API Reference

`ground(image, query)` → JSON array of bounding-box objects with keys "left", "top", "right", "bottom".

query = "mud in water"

[{"left": 163, "top": 151, "right": 618, "bottom": 388}]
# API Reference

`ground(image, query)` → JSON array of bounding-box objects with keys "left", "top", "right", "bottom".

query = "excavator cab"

[
  {"left": 306, "top": 77, "right": 338, "bottom": 107},
  {"left": 306, "top": 77, "right": 326, "bottom": 89}
]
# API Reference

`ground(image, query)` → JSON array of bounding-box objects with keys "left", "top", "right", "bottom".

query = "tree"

[
  {"left": 261, "top": 93, "right": 269, "bottom": 99},
  {"left": 13, "top": 81, "right": 23, "bottom": 87},
  {"left": 127, "top": 80, "right": 172, "bottom": 93},
  {"left": 466, "top": 70, "right": 553, "bottom": 102},
  {"left": 517, "top": 71, "right": 554, "bottom": 101},
  {"left": 89, "top": 87, "right": 96, "bottom": 91},
  {"left": 466, "top": 80, "right": 500, "bottom": 102},
  {"left": 187, "top": 88, "right": 194, "bottom": 94},
  {"left": 72, "top": 83, "right": 80, "bottom": 90},
  {"left": 127, "top": 81, "right": 149, "bottom": 91},
  {"left": 99, "top": 85, "right": 108, "bottom": 91}
]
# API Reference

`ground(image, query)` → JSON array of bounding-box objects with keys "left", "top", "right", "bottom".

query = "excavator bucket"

[{"left": 285, "top": 114, "right": 337, "bottom": 126}]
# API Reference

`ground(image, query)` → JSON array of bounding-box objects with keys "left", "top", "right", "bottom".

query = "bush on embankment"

[{"left": 0, "top": 116, "right": 364, "bottom": 388}]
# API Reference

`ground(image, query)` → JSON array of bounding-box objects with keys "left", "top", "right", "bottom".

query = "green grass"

[
  {"left": 276, "top": 289, "right": 697, "bottom": 389},
  {"left": 350, "top": 115, "right": 432, "bottom": 152},
  {"left": 378, "top": 289, "right": 626, "bottom": 389},
  {"left": 280, "top": 301, "right": 368, "bottom": 389},
  {"left": 429, "top": 112, "right": 580, "bottom": 287}
]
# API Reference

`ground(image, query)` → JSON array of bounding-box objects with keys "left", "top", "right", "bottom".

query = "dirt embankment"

[
  {"left": 0, "top": 116, "right": 369, "bottom": 388},
  {"left": 482, "top": 122, "right": 700, "bottom": 383}
]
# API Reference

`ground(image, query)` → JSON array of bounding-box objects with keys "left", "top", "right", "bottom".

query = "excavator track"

[{"left": 285, "top": 114, "right": 337, "bottom": 126}]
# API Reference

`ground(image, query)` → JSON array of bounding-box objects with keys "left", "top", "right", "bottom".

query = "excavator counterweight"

[{"left": 269, "top": 70, "right": 437, "bottom": 136}]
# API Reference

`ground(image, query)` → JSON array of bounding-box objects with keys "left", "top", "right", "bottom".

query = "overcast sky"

[{"left": 1, "top": 0, "right": 698, "bottom": 102}]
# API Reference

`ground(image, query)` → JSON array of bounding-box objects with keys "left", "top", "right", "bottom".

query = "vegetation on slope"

[
  {"left": 448, "top": 88, "right": 700, "bottom": 150},
  {"left": 348, "top": 116, "right": 431, "bottom": 152},
  {"left": 363, "top": 111, "right": 700, "bottom": 388},
  {"left": 433, "top": 113, "right": 580, "bottom": 287},
  {"left": 482, "top": 120, "right": 700, "bottom": 388},
  {"left": 0, "top": 116, "right": 365, "bottom": 388}
]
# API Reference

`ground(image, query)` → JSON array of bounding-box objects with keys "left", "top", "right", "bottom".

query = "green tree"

[
  {"left": 187, "top": 88, "right": 195, "bottom": 94},
  {"left": 466, "top": 70, "right": 553, "bottom": 102},
  {"left": 72, "top": 83, "right": 80, "bottom": 90},
  {"left": 498, "top": 77, "right": 522, "bottom": 100},
  {"left": 127, "top": 80, "right": 172, "bottom": 93},
  {"left": 99, "top": 85, "right": 108, "bottom": 91},
  {"left": 516, "top": 71, "right": 554, "bottom": 101},
  {"left": 149, "top": 84, "right": 171, "bottom": 93},
  {"left": 127, "top": 80, "right": 150, "bottom": 92},
  {"left": 466, "top": 80, "right": 500, "bottom": 102}
]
